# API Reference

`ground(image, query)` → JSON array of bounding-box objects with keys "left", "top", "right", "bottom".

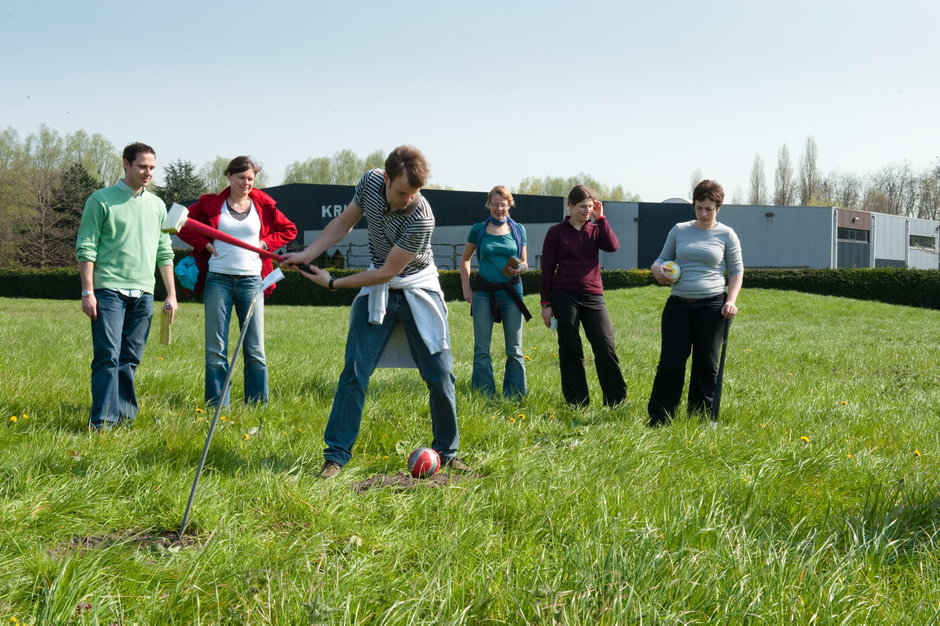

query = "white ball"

[{"left": 662, "top": 261, "right": 681, "bottom": 281}]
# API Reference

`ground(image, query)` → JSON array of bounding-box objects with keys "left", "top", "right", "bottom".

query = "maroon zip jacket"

[{"left": 540, "top": 216, "right": 619, "bottom": 304}]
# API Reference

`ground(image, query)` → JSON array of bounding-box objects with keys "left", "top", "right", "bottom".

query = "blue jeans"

[
  {"left": 471, "top": 290, "right": 526, "bottom": 397},
  {"left": 324, "top": 290, "right": 459, "bottom": 466},
  {"left": 89, "top": 289, "right": 154, "bottom": 428},
  {"left": 204, "top": 272, "right": 267, "bottom": 407}
]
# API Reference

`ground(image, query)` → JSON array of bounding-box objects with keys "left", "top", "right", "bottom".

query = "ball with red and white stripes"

[{"left": 408, "top": 447, "right": 441, "bottom": 478}]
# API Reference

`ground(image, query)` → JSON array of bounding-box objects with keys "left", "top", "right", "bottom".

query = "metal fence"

[{"left": 323, "top": 243, "right": 467, "bottom": 270}]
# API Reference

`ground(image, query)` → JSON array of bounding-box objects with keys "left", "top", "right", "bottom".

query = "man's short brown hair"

[{"left": 385, "top": 145, "right": 429, "bottom": 188}]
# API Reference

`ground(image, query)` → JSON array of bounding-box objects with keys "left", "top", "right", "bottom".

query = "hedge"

[{"left": 1, "top": 266, "right": 937, "bottom": 310}]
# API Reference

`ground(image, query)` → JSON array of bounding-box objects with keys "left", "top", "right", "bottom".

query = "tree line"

[
  {"left": 742, "top": 136, "right": 939, "bottom": 220},
  {"left": 1, "top": 124, "right": 936, "bottom": 269}
]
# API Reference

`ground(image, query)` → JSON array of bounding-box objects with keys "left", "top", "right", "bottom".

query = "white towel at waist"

[{"left": 353, "top": 264, "right": 450, "bottom": 357}]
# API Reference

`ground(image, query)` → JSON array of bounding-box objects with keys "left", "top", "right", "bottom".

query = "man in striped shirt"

[{"left": 283, "top": 146, "right": 464, "bottom": 478}]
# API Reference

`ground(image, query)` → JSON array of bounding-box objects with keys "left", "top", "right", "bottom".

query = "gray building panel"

[
  {"left": 599, "top": 202, "right": 639, "bottom": 270},
  {"left": 705, "top": 205, "right": 836, "bottom": 269},
  {"left": 872, "top": 213, "right": 907, "bottom": 263}
]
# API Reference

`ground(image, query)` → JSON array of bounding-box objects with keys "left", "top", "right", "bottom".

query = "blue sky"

[{"left": 3, "top": 0, "right": 938, "bottom": 201}]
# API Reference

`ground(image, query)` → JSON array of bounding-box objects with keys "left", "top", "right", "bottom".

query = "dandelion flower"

[
  {"left": 524, "top": 355, "right": 532, "bottom": 361},
  {"left": 9, "top": 416, "right": 17, "bottom": 423},
  {"left": 518, "top": 413, "right": 526, "bottom": 420},
  {"left": 914, "top": 450, "right": 922, "bottom": 457},
  {"left": 800, "top": 436, "right": 810, "bottom": 443},
  {"left": 510, "top": 418, "right": 516, "bottom": 423},
  {"left": 195, "top": 408, "right": 205, "bottom": 413},
  {"left": 839, "top": 401, "right": 848, "bottom": 405},
  {"left": 219, "top": 415, "right": 227, "bottom": 422},
  {"left": 243, "top": 433, "right": 251, "bottom": 440},
  {"left": 21, "top": 414, "right": 28, "bottom": 419},
  {"left": 847, "top": 453, "right": 854, "bottom": 459}
]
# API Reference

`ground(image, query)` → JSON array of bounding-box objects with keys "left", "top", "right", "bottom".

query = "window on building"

[
  {"left": 909, "top": 234, "right": 937, "bottom": 251},
  {"left": 838, "top": 227, "right": 869, "bottom": 243}
]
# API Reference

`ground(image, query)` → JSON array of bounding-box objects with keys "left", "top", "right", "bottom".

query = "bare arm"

[
  {"left": 298, "top": 245, "right": 418, "bottom": 289},
  {"left": 723, "top": 273, "right": 743, "bottom": 318},
  {"left": 79, "top": 261, "right": 97, "bottom": 320},
  {"left": 459, "top": 243, "right": 475, "bottom": 303},
  {"left": 281, "top": 201, "right": 364, "bottom": 267},
  {"left": 158, "top": 264, "right": 179, "bottom": 322}
]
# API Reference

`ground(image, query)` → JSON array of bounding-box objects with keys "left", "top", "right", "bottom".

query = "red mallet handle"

[
  {"left": 163, "top": 203, "right": 284, "bottom": 262},
  {"left": 181, "top": 220, "right": 284, "bottom": 262}
]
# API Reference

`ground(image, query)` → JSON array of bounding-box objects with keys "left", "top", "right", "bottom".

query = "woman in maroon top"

[{"left": 540, "top": 185, "right": 627, "bottom": 407}]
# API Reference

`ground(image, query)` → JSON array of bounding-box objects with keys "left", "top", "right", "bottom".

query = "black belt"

[{"left": 472, "top": 274, "right": 532, "bottom": 322}]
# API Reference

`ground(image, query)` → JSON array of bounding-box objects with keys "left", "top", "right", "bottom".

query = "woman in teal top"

[{"left": 459, "top": 186, "right": 531, "bottom": 397}]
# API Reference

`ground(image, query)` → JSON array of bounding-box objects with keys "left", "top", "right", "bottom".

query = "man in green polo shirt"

[{"left": 75, "top": 142, "right": 178, "bottom": 430}]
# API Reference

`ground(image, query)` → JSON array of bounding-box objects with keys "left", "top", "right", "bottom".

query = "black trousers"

[
  {"left": 552, "top": 290, "right": 627, "bottom": 407},
  {"left": 647, "top": 294, "right": 726, "bottom": 425}
]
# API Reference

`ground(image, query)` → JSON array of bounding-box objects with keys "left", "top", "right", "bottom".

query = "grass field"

[{"left": 1, "top": 286, "right": 939, "bottom": 624}]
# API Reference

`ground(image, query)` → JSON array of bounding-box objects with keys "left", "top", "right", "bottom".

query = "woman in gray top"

[{"left": 647, "top": 179, "right": 743, "bottom": 427}]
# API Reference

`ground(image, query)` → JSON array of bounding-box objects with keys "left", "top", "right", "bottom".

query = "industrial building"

[{"left": 255, "top": 183, "right": 940, "bottom": 272}]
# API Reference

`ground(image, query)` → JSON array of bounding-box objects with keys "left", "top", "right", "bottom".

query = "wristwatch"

[{"left": 81, "top": 290, "right": 94, "bottom": 298}]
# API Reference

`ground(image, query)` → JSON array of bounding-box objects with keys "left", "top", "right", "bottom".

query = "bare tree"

[
  {"left": 689, "top": 168, "right": 703, "bottom": 199},
  {"left": 798, "top": 136, "right": 823, "bottom": 205},
  {"left": 773, "top": 144, "right": 796, "bottom": 206},
  {"left": 748, "top": 154, "right": 768, "bottom": 205},
  {"left": 821, "top": 171, "right": 863, "bottom": 209}
]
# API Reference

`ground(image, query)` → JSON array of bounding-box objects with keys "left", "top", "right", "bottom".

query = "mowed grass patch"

[{"left": 1, "top": 287, "right": 938, "bottom": 623}]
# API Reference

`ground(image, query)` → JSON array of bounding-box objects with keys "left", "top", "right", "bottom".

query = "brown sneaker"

[
  {"left": 442, "top": 457, "right": 471, "bottom": 473},
  {"left": 319, "top": 460, "right": 342, "bottom": 479}
]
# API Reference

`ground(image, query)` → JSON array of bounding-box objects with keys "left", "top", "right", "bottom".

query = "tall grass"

[{"left": 1, "top": 287, "right": 938, "bottom": 623}]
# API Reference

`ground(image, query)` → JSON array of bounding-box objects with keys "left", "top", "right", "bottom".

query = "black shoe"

[{"left": 319, "top": 460, "right": 342, "bottom": 478}]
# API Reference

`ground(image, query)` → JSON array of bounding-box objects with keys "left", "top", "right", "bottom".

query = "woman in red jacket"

[{"left": 178, "top": 156, "right": 297, "bottom": 407}]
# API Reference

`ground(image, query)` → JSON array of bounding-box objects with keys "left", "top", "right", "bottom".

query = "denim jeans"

[
  {"left": 551, "top": 290, "right": 627, "bottom": 407},
  {"left": 204, "top": 272, "right": 267, "bottom": 407},
  {"left": 471, "top": 290, "right": 526, "bottom": 397},
  {"left": 89, "top": 289, "right": 154, "bottom": 428},
  {"left": 647, "top": 294, "right": 726, "bottom": 425},
  {"left": 324, "top": 290, "right": 459, "bottom": 466}
]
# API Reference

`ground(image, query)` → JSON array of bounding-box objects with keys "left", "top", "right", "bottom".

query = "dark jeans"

[
  {"left": 89, "top": 289, "right": 154, "bottom": 428},
  {"left": 551, "top": 290, "right": 627, "bottom": 407},
  {"left": 323, "top": 290, "right": 459, "bottom": 466},
  {"left": 647, "top": 294, "right": 727, "bottom": 425}
]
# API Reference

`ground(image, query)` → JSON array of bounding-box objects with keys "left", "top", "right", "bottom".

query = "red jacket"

[{"left": 177, "top": 188, "right": 297, "bottom": 297}]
